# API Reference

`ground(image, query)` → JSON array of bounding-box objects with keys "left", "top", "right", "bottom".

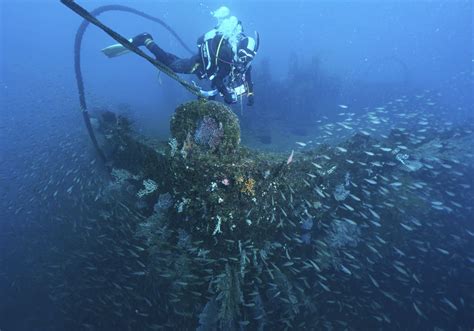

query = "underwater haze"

[{"left": 1, "top": 0, "right": 473, "bottom": 330}]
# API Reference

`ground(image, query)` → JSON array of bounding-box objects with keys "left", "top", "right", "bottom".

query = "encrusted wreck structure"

[{"left": 94, "top": 100, "right": 473, "bottom": 329}]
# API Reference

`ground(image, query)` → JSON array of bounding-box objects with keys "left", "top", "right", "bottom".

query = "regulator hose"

[{"left": 61, "top": 0, "right": 199, "bottom": 163}]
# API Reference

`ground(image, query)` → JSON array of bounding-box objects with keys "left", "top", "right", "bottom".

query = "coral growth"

[
  {"left": 136, "top": 179, "right": 158, "bottom": 198},
  {"left": 240, "top": 177, "right": 256, "bottom": 196},
  {"left": 194, "top": 116, "right": 224, "bottom": 150}
]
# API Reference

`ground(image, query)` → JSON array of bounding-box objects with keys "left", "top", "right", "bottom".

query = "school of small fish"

[{"left": 1, "top": 90, "right": 473, "bottom": 330}]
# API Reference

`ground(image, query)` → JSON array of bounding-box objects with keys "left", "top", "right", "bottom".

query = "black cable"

[{"left": 61, "top": 0, "right": 200, "bottom": 163}]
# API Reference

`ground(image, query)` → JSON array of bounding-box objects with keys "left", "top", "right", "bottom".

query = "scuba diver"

[{"left": 102, "top": 7, "right": 259, "bottom": 106}]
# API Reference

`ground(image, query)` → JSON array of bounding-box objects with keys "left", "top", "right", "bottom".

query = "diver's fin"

[{"left": 101, "top": 39, "right": 133, "bottom": 58}]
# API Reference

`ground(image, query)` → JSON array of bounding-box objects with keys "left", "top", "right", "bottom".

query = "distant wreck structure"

[{"left": 95, "top": 99, "right": 473, "bottom": 329}]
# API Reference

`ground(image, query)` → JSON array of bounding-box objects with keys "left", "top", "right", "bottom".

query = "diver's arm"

[{"left": 246, "top": 66, "right": 254, "bottom": 106}]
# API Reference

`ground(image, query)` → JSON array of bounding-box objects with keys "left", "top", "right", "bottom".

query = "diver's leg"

[
  {"left": 132, "top": 33, "right": 180, "bottom": 67},
  {"left": 133, "top": 33, "right": 201, "bottom": 74},
  {"left": 168, "top": 55, "right": 201, "bottom": 74}
]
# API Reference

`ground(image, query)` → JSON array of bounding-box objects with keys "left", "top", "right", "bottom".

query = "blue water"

[{"left": 1, "top": 1, "right": 473, "bottom": 330}]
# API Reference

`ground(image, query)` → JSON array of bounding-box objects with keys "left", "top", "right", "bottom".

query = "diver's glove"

[
  {"left": 247, "top": 93, "right": 254, "bottom": 106},
  {"left": 191, "top": 81, "right": 218, "bottom": 99},
  {"left": 200, "top": 89, "right": 218, "bottom": 98}
]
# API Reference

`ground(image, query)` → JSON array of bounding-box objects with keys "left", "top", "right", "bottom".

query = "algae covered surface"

[{"left": 82, "top": 99, "right": 474, "bottom": 330}]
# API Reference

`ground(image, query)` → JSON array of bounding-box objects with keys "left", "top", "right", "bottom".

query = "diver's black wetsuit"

[{"left": 132, "top": 32, "right": 253, "bottom": 104}]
